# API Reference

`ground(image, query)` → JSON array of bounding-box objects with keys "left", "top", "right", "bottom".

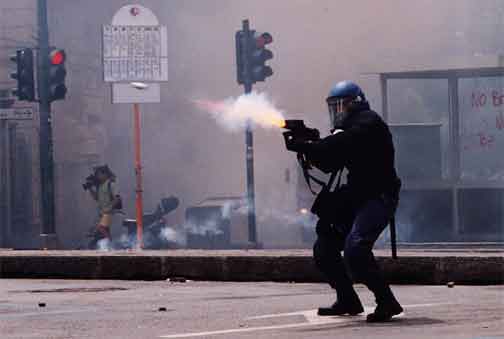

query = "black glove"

[{"left": 283, "top": 131, "right": 311, "bottom": 153}]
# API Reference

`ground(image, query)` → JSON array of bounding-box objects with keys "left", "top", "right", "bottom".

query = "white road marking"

[
  {"left": 401, "top": 303, "right": 452, "bottom": 308},
  {"left": 0, "top": 309, "right": 91, "bottom": 319},
  {"left": 159, "top": 303, "right": 448, "bottom": 338},
  {"left": 246, "top": 302, "right": 450, "bottom": 321},
  {"left": 159, "top": 321, "right": 340, "bottom": 338},
  {"left": 246, "top": 307, "right": 372, "bottom": 323}
]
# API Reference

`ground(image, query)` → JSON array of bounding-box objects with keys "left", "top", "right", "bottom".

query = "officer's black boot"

[
  {"left": 318, "top": 287, "right": 364, "bottom": 316},
  {"left": 366, "top": 286, "right": 403, "bottom": 322}
]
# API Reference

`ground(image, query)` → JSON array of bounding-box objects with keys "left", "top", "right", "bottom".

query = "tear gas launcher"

[
  {"left": 281, "top": 119, "right": 325, "bottom": 193},
  {"left": 281, "top": 119, "right": 320, "bottom": 144}
]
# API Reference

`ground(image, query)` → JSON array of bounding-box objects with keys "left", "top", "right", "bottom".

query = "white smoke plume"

[
  {"left": 96, "top": 238, "right": 111, "bottom": 251},
  {"left": 158, "top": 220, "right": 222, "bottom": 247},
  {"left": 160, "top": 227, "right": 187, "bottom": 246},
  {"left": 194, "top": 91, "right": 286, "bottom": 132},
  {"left": 185, "top": 219, "right": 223, "bottom": 236},
  {"left": 156, "top": 200, "right": 318, "bottom": 248},
  {"left": 159, "top": 202, "right": 241, "bottom": 245},
  {"left": 257, "top": 207, "right": 315, "bottom": 229}
]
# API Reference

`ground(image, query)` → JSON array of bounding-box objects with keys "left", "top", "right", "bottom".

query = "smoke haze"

[
  {"left": 1, "top": 0, "right": 499, "bottom": 248},
  {"left": 55, "top": 0, "right": 504, "bottom": 248}
]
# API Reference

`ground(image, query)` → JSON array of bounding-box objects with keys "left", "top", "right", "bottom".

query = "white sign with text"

[
  {"left": 106, "top": 4, "right": 164, "bottom": 103},
  {"left": 103, "top": 25, "right": 168, "bottom": 82},
  {"left": 459, "top": 77, "right": 504, "bottom": 181}
]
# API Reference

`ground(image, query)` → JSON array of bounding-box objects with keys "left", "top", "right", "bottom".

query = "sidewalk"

[{"left": 0, "top": 249, "right": 502, "bottom": 284}]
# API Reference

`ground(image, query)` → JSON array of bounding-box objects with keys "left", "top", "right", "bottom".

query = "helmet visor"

[{"left": 327, "top": 97, "right": 350, "bottom": 127}]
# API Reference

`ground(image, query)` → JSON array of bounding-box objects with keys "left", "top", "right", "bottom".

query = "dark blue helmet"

[
  {"left": 326, "top": 81, "right": 368, "bottom": 129},
  {"left": 327, "top": 81, "right": 366, "bottom": 101}
]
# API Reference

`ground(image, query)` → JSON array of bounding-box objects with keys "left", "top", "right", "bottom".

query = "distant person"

[
  {"left": 284, "top": 81, "right": 403, "bottom": 322},
  {"left": 84, "top": 165, "right": 122, "bottom": 249}
]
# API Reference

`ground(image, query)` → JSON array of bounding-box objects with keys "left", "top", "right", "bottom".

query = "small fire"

[{"left": 193, "top": 92, "right": 286, "bottom": 131}]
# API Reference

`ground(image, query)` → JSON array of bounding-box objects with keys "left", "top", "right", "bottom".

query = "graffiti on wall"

[{"left": 460, "top": 77, "right": 504, "bottom": 180}]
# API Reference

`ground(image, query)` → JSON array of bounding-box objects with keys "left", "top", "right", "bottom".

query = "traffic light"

[
  {"left": 235, "top": 30, "right": 246, "bottom": 85},
  {"left": 235, "top": 27, "right": 274, "bottom": 86},
  {"left": 248, "top": 32, "right": 273, "bottom": 83},
  {"left": 48, "top": 48, "right": 67, "bottom": 102},
  {"left": 10, "top": 48, "right": 35, "bottom": 101}
]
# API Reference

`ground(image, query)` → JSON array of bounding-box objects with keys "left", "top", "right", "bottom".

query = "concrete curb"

[{"left": 0, "top": 251, "right": 502, "bottom": 284}]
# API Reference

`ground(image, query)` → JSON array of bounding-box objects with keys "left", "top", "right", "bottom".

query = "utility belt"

[
  {"left": 297, "top": 154, "right": 399, "bottom": 224},
  {"left": 310, "top": 172, "right": 398, "bottom": 225},
  {"left": 308, "top": 169, "right": 401, "bottom": 259}
]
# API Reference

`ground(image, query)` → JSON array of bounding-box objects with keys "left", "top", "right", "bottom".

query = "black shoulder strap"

[
  {"left": 108, "top": 180, "right": 114, "bottom": 201},
  {"left": 298, "top": 153, "right": 324, "bottom": 194},
  {"left": 298, "top": 153, "right": 342, "bottom": 195}
]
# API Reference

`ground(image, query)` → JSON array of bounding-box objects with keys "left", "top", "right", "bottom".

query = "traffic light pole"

[
  {"left": 37, "top": 0, "right": 57, "bottom": 248},
  {"left": 245, "top": 87, "right": 257, "bottom": 245},
  {"left": 242, "top": 20, "right": 257, "bottom": 245}
]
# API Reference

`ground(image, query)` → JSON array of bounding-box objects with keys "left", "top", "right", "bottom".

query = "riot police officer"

[{"left": 285, "top": 81, "right": 403, "bottom": 322}]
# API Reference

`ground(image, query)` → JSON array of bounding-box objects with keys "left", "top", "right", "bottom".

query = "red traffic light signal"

[
  {"left": 249, "top": 31, "right": 273, "bottom": 82},
  {"left": 254, "top": 32, "right": 273, "bottom": 48},
  {"left": 48, "top": 48, "right": 67, "bottom": 102},
  {"left": 49, "top": 49, "right": 65, "bottom": 65},
  {"left": 235, "top": 21, "right": 274, "bottom": 87}
]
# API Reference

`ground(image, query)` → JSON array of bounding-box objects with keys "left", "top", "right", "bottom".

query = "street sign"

[
  {"left": 0, "top": 107, "right": 34, "bottom": 120},
  {"left": 112, "top": 83, "right": 161, "bottom": 103},
  {"left": 103, "top": 24, "right": 168, "bottom": 82},
  {"left": 106, "top": 4, "right": 166, "bottom": 248},
  {"left": 105, "top": 4, "right": 164, "bottom": 103}
]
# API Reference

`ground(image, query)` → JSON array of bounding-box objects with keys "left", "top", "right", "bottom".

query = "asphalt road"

[{"left": 0, "top": 279, "right": 503, "bottom": 339}]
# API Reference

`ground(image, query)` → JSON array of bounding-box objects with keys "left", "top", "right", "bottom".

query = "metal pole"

[
  {"left": 133, "top": 103, "right": 144, "bottom": 249},
  {"left": 242, "top": 19, "right": 257, "bottom": 245},
  {"left": 245, "top": 116, "right": 257, "bottom": 244},
  {"left": 0, "top": 120, "right": 7, "bottom": 247},
  {"left": 380, "top": 74, "right": 389, "bottom": 123},
  {"left": 382, "top": 75, "right": 397, "bottom": 258},
  {"left": 448, "top": 76, "right": 461, "bottom": 238},
  {"left": 37, "top": 0, "right": 57, "bottom": 247},
  {"left": 389, "top": 216, "right": 397, "bottom": 259}
]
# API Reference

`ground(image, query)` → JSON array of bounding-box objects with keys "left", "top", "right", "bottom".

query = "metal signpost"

[{"left": 104, "top": 4, "right": 167, "bottom": 249}]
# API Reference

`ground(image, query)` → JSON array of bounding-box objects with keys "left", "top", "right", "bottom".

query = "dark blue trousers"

[{"left": 313, "top": 196, "right": 397, "bottom": 304}]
